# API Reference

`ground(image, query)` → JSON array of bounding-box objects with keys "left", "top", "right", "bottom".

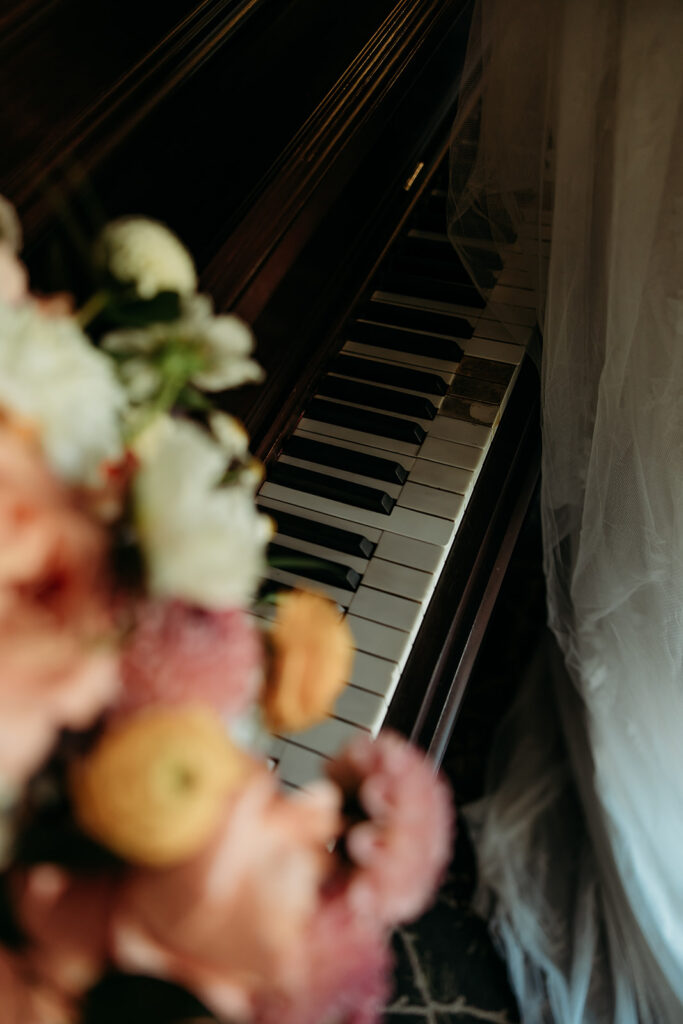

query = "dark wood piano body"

[{"left": 1, "top": 0, "right": 540, "bottom": 766}]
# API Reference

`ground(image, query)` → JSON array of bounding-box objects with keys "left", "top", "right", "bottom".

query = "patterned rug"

[{"left": 383, "top": 494, "right": 546, "bottom": 1023}]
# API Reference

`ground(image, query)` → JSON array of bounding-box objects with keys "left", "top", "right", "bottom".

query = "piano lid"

[{"left": 2, "top": 0, "right": 474, "bottom": 456}]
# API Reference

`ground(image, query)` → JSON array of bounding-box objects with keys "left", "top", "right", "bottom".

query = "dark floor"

[{"left": 384, "top": 495, "right": 547, "bottom": 1023}]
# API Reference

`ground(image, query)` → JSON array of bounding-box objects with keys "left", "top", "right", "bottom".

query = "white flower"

[
  {"left": 96, "top": 217, "right": 197, "bottom": 299},
  {"left": 184, "top": 296, "right": 264, "bottom": 391},
  {"left": 103, "top": 294, "right": 263, "bottom": 398},
  {"left": 133, "top": 415, "right": 271, "bottom": 608},
  {"left": 0, "top": 300, "right": 126, "bottom": 483},
  {"left": 0, "top": 196, "right": 21, "bottom": 252},
  {"left": 0, "top": 243, "right": 28, "bottom": 306},
  {"left": 208, "top": 411, "right": 250, "bottom": 461}
]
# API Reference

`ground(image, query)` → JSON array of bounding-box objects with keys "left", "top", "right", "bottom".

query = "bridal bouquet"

[{"left": 0, "top": 196, "right": 453, "bottom": 1024}]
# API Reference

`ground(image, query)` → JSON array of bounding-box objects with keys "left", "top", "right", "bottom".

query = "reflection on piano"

[{"left": 1, "top": 0, "right": 540, "bottom": 783}]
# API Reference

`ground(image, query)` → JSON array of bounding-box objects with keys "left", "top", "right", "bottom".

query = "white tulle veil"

[{"left": 447, "top": 1, "right": 683, "bottom": 1020}]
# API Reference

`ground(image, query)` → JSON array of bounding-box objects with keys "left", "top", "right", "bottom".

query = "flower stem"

[{"left": 76, "top": 289, "right": 110, "bottom": 328}]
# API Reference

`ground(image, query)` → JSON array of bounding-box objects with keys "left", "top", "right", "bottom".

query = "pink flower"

[
  {"left": 117, "top": 600, "right": 263, "bottom": 719},
  {"left": 0, "top": 241, "right": 28, "bottom": 305},
  {"left": 12, "top": 865, "right": 115, "bottom": 997},
  {"left": 0, "top": 947, "right": 77, "bottom": 1024},
  {"left": 255, "top": 895, "right": 391, "bottom": 1024},
  {"left": 0, "top": 417, "right": 119, "bottom": 784},
  {"left": 327, "top": 731, "right": 454, "bottom": 927},
  {"left": 111, "top": 769, "right": 341, "bottom": 1021}
]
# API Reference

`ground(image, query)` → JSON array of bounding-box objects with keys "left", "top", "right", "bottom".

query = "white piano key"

[
  {"left": 470, "top": 318, "right": 530, "bottom": 344},
  {"left": 500, "top": 250, "right": 539, "bottom": 271},
  {"left": 373, "top": 532, "right": 443, "bottom": 573},
  {"left": 348, "top": 586, "right": 422, "bottom": 633},
  {"left": 333, "top": 685, "right": 386, "bottom": 733},
  {"left": 513, "top": 238, "right": 550, "bottom": 257},
  {"left": 398, "top": 481, "right": 466, "bottom": 521},
  {"left": 266, "top": 735, "right": 286, "bottom": 765},
  {"left": 341, "top": 339, "right": 462, "bottom": 375},
  {"left": 362, "top": 557, "right": 433, "bottom": 602},
  {"left": 441, "top": 396, "right": 497, "bottom": 426},
  {"left": 419, "top": 436, "right": 485, "bottom": 471},
  {"left": 520, "top": 207, "right": 552, "bottom": 226},
  {"left": 264, "top": 567, "right": 352, "bottom": 609},
  {"left": 347, "top": 614, "right": 410, "bottom": 663},
  {"left": 277, "top": 743, "right": 329, "bottom": 788},
  {"left": 497, "top": 268, "right": 534, "bottom": 289},
  {"left": 259, "top": 481, "right": 456, "bottom": 546},
  {"left": 460, "top": 336, "right": 525, "bottom": 364},
  {"left": 480, "top": 301, "right": 536, "bottom": 327},
  {"left": 277, "top": 454, "right": 403, "bottom": 499},
  {"left": 269, "top": 531, "right": 369, "bottom": 575},
  {"left": 489, "top": 284, "right": 537, "bottom": 308},
  {"left": 250, "top": 605, "right": 277, "bottom": 625},
  {"left": 294, "top": 427, "right": 416, "bottom": 473},
  {"left": 258, "top": 494, "right": 382, "bottom": 545},
  {"left": 280, "top": 717, "right": 366, "bottom": 757},
  {"left": 407, "top": 228, "right": 449, "bottom": 242},
  {"left": 348, "top": 649, "right": 399, "bottom": 698},
  {"left": 428, "top": 414, "right": 492, "bottom": 448},
  {"left": 299, "top": 415, "right": 421, "bottom": 458},
  {"left": 408, "top": 458, "right": 473, "bottom": 494}
]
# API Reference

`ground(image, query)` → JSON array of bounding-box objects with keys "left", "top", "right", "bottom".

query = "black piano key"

[
  {"left": 449, "top": 206, "right": 518, "bottom": 243},
  {"left": 392, "top": 250, "right": 496, "bottom": 291},
  {"left": 317, "top": 376, "right": 437, "bottom": 420},
  {"left": 283, "top": 435, "right": 408, "bottom": 484},
  {"left": 457, "top": 356, "right": 515, "bottom": 387},
  {"left": 349, "top": 321, "right": 463, "bottom": 364},
  {"left": 268, "top": 543, "right": 361, "bottom": 592},
  {"left": 306, "top": 398, "right": 427, "bottom": 446},
  {"left": 448, "top": 374, "right": 507, "bottom": 405},
  {"left": 269, "top": 461, "right": 397, "bottom": 514},
  {"left": 462, "top": 245, "right": 503, "bottom": 272},
  {"left": 356, "top": 299, "right": 474, "bottom": 339},
  {"left": 331, "top": 354, "right": 448, "bottom": 396},
  {"left": 259, "top": 505, "right": 376, "bottom": 559},
  {"left": 410, "top": 191, "right": 448, "bottom": 234},
  {"left": 377, "top": 269, "right": 486, "bottom": 310}
]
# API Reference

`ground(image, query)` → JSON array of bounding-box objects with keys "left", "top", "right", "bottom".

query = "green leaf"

[
  {"left": 178, "top": 384, "right": 212, "bottom": 412},
  {"left": 105, "top": 290, "right": 182, "bottom": 328}
]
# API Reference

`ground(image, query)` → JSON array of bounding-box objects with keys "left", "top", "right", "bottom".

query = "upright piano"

[{"left": 1, "top": 0, "right": 540, "bottom": 784}]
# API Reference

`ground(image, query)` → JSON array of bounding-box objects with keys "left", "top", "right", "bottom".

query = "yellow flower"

[
  {"left": 69, "top": 707, "right": 253, "bottom": 867},
  {"left": 263, "top": 590, "right": 353, "bottom": 733}
]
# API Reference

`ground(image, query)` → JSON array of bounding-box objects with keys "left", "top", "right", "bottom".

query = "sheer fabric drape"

[{"left": 448, "top": 1, "right": 683, "bottom": 1020}]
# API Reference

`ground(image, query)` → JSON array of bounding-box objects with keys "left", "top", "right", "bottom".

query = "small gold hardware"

[{"left": 403, "top": 161, "right": 425, "bottom": 191}]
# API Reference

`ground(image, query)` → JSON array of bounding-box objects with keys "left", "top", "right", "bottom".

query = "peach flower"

[
  {"left": 111, "top": 769, "right": 341, "bottom": 1021},
  {"left": 255, "top": 895, "right": 391, "bottom": 1024},
  {"left": 0, "top": 417, "right": 119, "bottom": 785},
  {"left": 327, "top": 731, "right": 454, "bottom": 927},
  {"left": 70, "top": 706, "right": 254, "bottom": 867},
  {"left": 117, "top": 600, "right": 263, "bottom": 719},
  {"left": 12, "top": 865, "right": 115, "bottom": 997},
  {"left": 0, "top": 947, "right": 77, "bottom": 1024},
  {"left": 263, "top": 590, "right": 352, "bottom": 733}
]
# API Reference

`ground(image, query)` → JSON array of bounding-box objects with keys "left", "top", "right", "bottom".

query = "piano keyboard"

[{"left": 254, "top": 175, "right": 545, "bottom": 789}]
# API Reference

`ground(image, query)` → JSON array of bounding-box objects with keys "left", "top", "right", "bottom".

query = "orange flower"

[
  {"left": 69, "top": 706, "right": 254, "bottom": 867},
  {"left": 263, "top": 590, "right": 353, "bottom": 733}
]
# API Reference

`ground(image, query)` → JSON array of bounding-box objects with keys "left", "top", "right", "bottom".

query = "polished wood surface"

[{"left": 2, "top": 0, "right": 540, "bottom": 759}]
